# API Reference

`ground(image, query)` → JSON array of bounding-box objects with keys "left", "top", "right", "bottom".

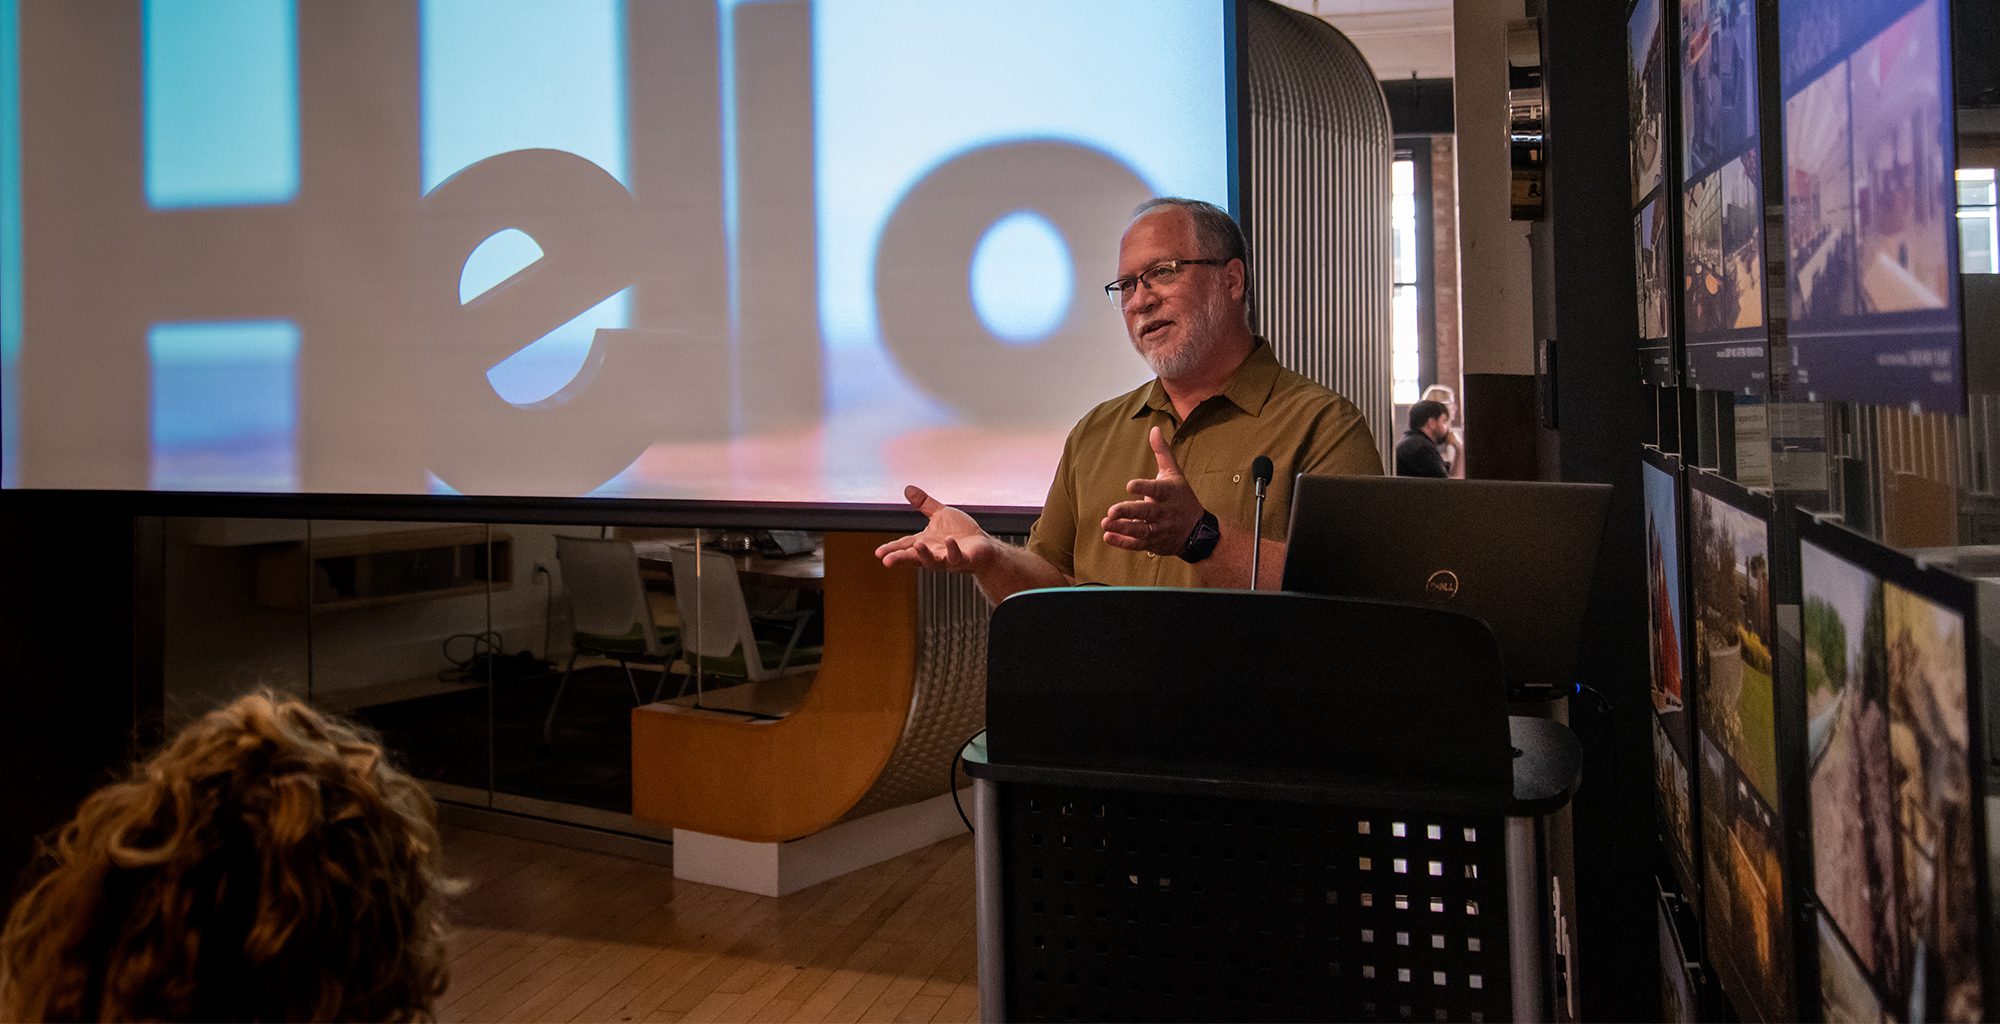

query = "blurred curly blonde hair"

[{"left": 0, "top": 691, "right": 453, "bottom": 1022}]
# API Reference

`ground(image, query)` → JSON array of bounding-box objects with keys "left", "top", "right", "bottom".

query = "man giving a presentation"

[{"left": 876, "top": 197, "right": 1380, "bottom": 599}]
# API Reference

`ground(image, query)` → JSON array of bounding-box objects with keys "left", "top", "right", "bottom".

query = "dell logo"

[{"left": 1425, "top": 570, "right": 1461, "bottom": 599}]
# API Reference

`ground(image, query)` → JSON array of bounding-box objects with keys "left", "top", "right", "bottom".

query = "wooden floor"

[{"left": 436, "top": 825, "right": 979, "bottom": 1023}]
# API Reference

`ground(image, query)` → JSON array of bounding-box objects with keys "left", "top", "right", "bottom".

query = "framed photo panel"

[
  {"left": 1688, "top": 471, "right": 1792, "bottom": 1021},
  {"left": 1797, "top": 512, "right": 1989, "bottom": 1022},
  {"left": 1777, "top": 0, "right": 1964, "bottom": 412},
  {"left": 1646, "top": 446, "right": 1702, "bottom": 899}
]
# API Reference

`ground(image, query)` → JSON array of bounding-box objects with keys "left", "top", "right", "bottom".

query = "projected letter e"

[{"left": 421, "top": 149, "right": 720, "bottom": 495}]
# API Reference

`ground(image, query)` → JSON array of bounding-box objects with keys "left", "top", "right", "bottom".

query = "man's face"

[
  {"left": 1422, "top": 413, "right": 1450, "bottom": 442},
  {"left": 1115, "top": 208, "right": 1239, "bottom": 380}
]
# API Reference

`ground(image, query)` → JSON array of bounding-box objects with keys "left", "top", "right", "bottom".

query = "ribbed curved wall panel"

[
  {"left": 842, "top": 556, "right": 991, "bottom": 820},
  {"left": 1242, "top": 1, "right": 1395, "bottom": 468}
]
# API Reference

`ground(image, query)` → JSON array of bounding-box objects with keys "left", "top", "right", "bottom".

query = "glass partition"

[
  {"left": 161, "top": 515, "right": 835, "bottom": 837},
  {"left": 304, "top": 520, "right": 502, "bottom": 812},
  {"left": 160, "top": 518, "right": 310, "bottom": 730}
]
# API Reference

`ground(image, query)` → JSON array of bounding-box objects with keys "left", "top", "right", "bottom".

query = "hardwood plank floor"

[{"left": 436, "top": 825, "right": 979, "bottom": 1023}]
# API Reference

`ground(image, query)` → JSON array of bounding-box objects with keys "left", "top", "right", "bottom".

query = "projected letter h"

[{"left": 14, "top": 0, "right": 728, "bottom": 495}]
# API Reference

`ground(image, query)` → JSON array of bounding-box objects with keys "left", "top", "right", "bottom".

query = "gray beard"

[
  {"left": 1137, "top": 295, "right": 1223, "bottom": 380},
  {"left": 1141, "top": 338, "right": 1203, "bottom": 379}
]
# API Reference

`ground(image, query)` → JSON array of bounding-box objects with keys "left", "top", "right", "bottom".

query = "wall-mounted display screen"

[
  {"left": 1629, "top": 0, "right": 1674, "bottom": 384},
  {"left": 1638, "top": 197, "right": 1674, "bottom": 344},
  {"left": 1645, "top": 449, "right": 1699, "bottom": 897},
  {"left": 1659, "top": 893, "right": 1701, "bottom": 1024},
  {"left": 1778, "top": 0, "right": 1963, "bottom": 412},
  {"left": 1799, "top": 513, "right": 1986, "bottom": 1022},
  {"left": 0, "top": 0, "right": 1232, "bottom": 508},
  {"left": 1678, "top": 0, "right": 1767, "bottom": 394},
  {"left": 1630, "top": 0, "right": 1667, "bottom": 206},
  {"left": 1689, "top": 472, "right": 1792, "bottom": 1022}
]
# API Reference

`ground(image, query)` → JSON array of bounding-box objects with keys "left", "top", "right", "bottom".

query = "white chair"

[
  {"left": 546, "top": 536, "right": 682, "bottom": 743},
  {"left": 668, "top": 545, "right": 821, "bottom": 710}
]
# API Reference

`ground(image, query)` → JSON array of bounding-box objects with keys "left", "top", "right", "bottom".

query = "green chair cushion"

[{"left": 575, "top": 623, "right": 679, "bottom": 657}]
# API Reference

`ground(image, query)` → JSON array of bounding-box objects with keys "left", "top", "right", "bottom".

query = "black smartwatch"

[{"left": 1179, "top": 510, "right": 1221, "bottom": 563}]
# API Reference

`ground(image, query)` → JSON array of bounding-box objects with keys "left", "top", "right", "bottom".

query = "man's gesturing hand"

[
  {"left": 1101, "top": 426, "right": 1207, "bottom": 556},
  {"left": 875, "top": 485, "right": 999, "bottom": 572}
]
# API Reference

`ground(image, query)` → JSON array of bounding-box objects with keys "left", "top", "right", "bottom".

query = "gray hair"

[{"left": 1130, "top": 197, "right": 1256, "bottom": 332}]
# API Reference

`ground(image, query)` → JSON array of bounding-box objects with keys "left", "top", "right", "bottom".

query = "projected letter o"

[{"left": 874, "top": 141, "right": 1152, "bottom": 424}]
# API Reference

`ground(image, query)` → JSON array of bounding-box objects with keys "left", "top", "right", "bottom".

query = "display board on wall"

[
  {"left": 1797, "top": 512, "right": 1988, "bottom": 1023},
  {"left": 1658, "top": 890, "right": 1703, "bottom": 1024},
  {"left": 1777, "top": 0, "right": 1964, "bottom": 412},
  {"left": 1645, "top": 447, "right": 1701, "bottom": 899},
  {"left": 1688, "top": 470, "right": 1793, "bottom": 1021},
  {"left": 1679, "top": 0, "right": 1770, "bottom": 394},
  {"left": 1630, "top": 0, "right": 1676, "bottom": 384}
]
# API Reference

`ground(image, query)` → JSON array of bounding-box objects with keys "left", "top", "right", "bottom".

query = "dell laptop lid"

[{"left": 1282, "top": 475, "right": 1613, "bottom": 696}]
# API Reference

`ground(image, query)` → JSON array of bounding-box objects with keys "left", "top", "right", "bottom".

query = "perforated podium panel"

[
  {"left": 969, "top": 589, "right": 1578, "bottom": 1023},
  {"left": 987, "top": 780, "right": 1513, "bottom": 1023}
]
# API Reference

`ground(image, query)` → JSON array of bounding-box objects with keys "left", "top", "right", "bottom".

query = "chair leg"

[
  {"left": 621, "top": 659, "right": 642, "bottom": 704},
  {"left": 543, "top": 650, "right": 580, "bottom": 744},
  {"left": 774, "top": 618, "right": 809, "bottom": 675},
  {"left": 651, "top": 663, "right": 683, "bottom": 703}
]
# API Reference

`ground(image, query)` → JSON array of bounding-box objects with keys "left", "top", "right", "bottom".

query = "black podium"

[{"left": 962, "top": 588, "right": 1581, "bottom": 1023}]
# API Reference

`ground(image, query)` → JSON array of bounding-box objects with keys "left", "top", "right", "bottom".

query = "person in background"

[
  {"left": 1421, "top": 383, "right": 1467, "bottom": 479},
  {"left": 877, "top": 197, "right": 1381, "bottom": 597},
  {"left": 0, "top": 692, "right": 454, "bottom": 1022},
  {"left": 1396, "top": 399, "right": 1452, "bottom": 478}
]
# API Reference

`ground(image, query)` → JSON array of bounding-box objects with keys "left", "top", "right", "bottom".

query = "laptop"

[
  {"left": 759, "top": 529, "right": 817, "bottom": 557},
  {"left": 1282, "top": 475, "right": 1613, "bottom": 698}
]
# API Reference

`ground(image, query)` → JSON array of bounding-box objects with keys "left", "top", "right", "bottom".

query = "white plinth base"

[{"left": 671, "top": 790, "right": 968, "bottom": 897}]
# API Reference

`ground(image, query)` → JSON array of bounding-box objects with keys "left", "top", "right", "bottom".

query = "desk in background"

[{"left": 625, "top": 537, "right": 825, "bottom": 592}]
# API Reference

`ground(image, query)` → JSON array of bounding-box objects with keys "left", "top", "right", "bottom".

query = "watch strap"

[{"left": 1179, "top": 510, "right": 1221, "bottom": 563}]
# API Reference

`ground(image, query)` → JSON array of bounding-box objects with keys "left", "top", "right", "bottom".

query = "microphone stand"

[{"left": 1250, "top": 477, "right": 1268, "bottom": 590}]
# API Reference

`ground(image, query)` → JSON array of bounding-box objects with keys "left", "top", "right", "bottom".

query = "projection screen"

[{"left": 0, "top": 0, "right": 1233, "bottom": 509}]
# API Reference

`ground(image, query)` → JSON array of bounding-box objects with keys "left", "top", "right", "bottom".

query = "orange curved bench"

[{"left": 631, "top": 532, "right": 979, "bottom": 843}]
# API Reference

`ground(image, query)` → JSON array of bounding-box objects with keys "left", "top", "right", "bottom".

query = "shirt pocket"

[
  {"left": 1196, "top": 463, "right": 1298, "bottom": 541},
  {"left": 1191, "top": 467, "right": 1255, "bottom": 532}
]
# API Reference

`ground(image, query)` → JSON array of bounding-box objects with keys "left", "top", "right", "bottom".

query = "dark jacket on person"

[{"left": 1395, "top": 429, "right": 1447, "bottom": 478}]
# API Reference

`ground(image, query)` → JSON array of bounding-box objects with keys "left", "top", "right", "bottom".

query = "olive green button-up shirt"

[{"left": 1026, "top": 341, "right": 1382, "bottom": 587}]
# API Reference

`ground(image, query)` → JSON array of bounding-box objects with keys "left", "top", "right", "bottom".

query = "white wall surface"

[
  {"left": 1274, "top": 0, "right": 1456, "bottom": 80},
  {"left": 1450, "top": 0, "right": 1537, "bottom": 376}
]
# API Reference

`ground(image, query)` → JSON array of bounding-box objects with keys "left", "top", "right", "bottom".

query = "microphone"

[
  {"left": 1249, "top": 456, "right": 1274, "bottom": 590},
  {"left": 1251, "top": 456, "right": 1274, "bottom": 494}
]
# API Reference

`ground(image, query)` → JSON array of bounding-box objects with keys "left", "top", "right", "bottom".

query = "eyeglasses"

[{"left": 1103, "top": 258, "right": 1227, "bottom": 309}]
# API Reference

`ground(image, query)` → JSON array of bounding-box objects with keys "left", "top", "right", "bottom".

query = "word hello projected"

[{"left": 8, "top": 1, "right": 1172, "bottom": 496}]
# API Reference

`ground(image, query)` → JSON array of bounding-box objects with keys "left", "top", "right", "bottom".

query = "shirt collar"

[{"left": 1131, "top": 339, "right": 1282, "bottom": 419}]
